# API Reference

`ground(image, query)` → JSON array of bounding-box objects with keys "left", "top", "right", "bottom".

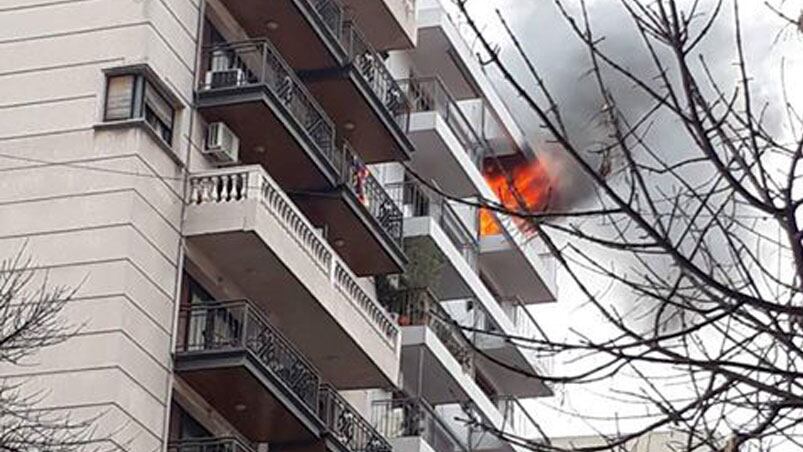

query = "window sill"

[{"left": 94, "top": 119, "right": 184, "bottom": 167}]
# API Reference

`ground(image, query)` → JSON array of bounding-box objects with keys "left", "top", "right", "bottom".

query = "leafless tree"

[
  {"left": 0, "top": 248, "right": 100, "bottom": 451},
  {"left": 407, "top": 0, "right": 803, "bottom": 450}
]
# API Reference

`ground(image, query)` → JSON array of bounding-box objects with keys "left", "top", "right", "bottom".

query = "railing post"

[
  {"left": 239, "top": 302, "right": 249, "bottom": 350},
  {"left": 260, "top": 41, "right": 268, "bottom": 85}
]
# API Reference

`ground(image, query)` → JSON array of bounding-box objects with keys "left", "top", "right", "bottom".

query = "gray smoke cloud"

[
  {"left": 453, "top": 0, "right": 803, "bottom": 437},
  {"left": 460, "top": 0, "right": 801, "bottom": 210}
]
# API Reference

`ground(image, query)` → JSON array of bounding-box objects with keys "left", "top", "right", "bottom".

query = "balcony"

[
  {"left": 388, "top": 178, "right": 479, "bottom": 282},
  {"left": 196, "top": 41, "right": 405, "bottom": 274},
  {"left": 319, "top": 384, "right": 393, "bottom": 452},
  {"left": 340, "top": 0, "right": 417, "bottom": 51},
  {"left": 442, "top": 299, "right": 551, "bottom": 399},
  {"left": 174, "top": 301, "right": 324, "bottom": 442},
  {"left": 196, "top": 40, "right": 340, "bottom": 193},
  {"left": 301, "top": 20, "right": 414, "bottom": 163},
  {"left": 208, "top": 2, "right": 414, "bottom": 161},
  {"left": 184, "top": 166, "right": 400, "bottom": 388},
  {"left": 208, "top": 0, "right": 346, "bottom": 72},
  {"left": 296, "top": 141, "right": 406, "bottom": 274},
  {"left": 371, "top": 398, "right": 468, "bottom": 452},
  {"left": 381, "top": 288, "right": 485, "bottom": 406},
  {"left": 398, "top": 77, "right": 488, "bottom": 198},
  {"left": 478, "top": 214, "right": 557, "bottom": 304}
]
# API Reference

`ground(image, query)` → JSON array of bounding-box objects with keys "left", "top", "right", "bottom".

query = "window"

[{"left": 103, "top": 73, "right": 175, "bottom": 145}]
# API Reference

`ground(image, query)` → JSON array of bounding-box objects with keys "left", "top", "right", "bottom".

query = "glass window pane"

[
  {"left": 104, "top": 75, "right": 135, "bottom": 120},
  {"left": 144, "top": 82, "right": 173, "bottom": 128}
]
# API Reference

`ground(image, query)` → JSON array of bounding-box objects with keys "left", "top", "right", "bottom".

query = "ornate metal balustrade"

[
  {"left": 334, "top": 142, "right": 404, "bottom": 246},
  {"left": 187, "top": 166, "right": 400, "bottom": 347},
  {"left": 308, "top": 0, "right": 344, "bottom": 40},
  {"left": 385, "top": 288, "right": 473, "bottom": 372},
  {"left": 398, "top": 77, "right": 486, "bottom": 168},
  {"left": 168, "top": 437, "right": 254, "bottom": 452},
  {"left": 386, "top": 179, "right": 479, "bottom": 270},
  {"left": 341, "top": 21, "right": 411, "bottom": 131},
  {"left": 198, "top": 39, "right": 338, "bottom": 173},
  {"left": 176, "top": 300, "right": 321, "bottom": 410},
  {"left": 319, "top": 384, "right": 393, "bottom": 452},
  {"left": 371, "top": 398, "right": 468, "bottom": 452}
]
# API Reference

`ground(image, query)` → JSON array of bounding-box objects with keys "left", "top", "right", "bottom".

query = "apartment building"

[{"left": 0, "top": 0, "right": 555, "bottom": 451}]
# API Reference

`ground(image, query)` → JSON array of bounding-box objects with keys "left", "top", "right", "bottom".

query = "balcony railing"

[
  {"left": 371, "top": 398, "right": 468, "bottom": 452},
  {"left": 385, "top": 288, "right": 473, "bottom": 372},
  {"left": 386, "top": 179, "right": 478, "bottom": 269},
  {"left": 341, "top": 21, "right": 411, "bottom": 131},
  {"left": 168, "top": 437, "right": 254, "bottom": 452},
  {"left": 398, "top": 77, "right": 486, "bottom": 168},
  {"left": 198, "top": 40, "right": 339, "bottom": 175},
  {"left": 335, "top": 142, "right": 404, "bottom": 246},
  {"left": 187, "top": 166, "right": 400, "bottom": 347},
  {"left": 500, "top": 298, "right": 554, "bottom": 376},
  {"left": 176, "top": 300, "right": 322, "bottom": 410},
  {"left": 494, "top": 396, "right": 541, "bottom": 444},
  {"left": 319, "top": 384, "right": 393, "bottom": 452},
  {"left": 308, "top": 0, "right": 344, "bottom": 40}
]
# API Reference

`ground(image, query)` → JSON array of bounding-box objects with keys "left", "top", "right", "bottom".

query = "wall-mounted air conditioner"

[
  {"left": 204, "top": 122, "right": 240, "bottom": 164},
  {"left": 205, "top": 66, "right": 246, "bottom": 89}
]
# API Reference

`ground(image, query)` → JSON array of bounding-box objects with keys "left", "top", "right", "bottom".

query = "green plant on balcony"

[{"left": 401, "top": 238, "right": 445, "bottom": 290}]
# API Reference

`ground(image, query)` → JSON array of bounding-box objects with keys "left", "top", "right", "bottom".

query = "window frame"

[{"left": 101, "top": 66, "right": 180, "bottom": 148}]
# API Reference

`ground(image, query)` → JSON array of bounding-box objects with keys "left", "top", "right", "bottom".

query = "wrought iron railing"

[
  {"left": 319, "top": 384, "right": 393, "bottom": 452},
  {"left": 385, "top": 289, "right": 473, "bottom": 372},
  {"left": 334, "top": 142, "right": 404, "bottom": 246},
  {"left": 398, "top": 77, "right": 486, "bottom": 168},
  {"left": 371, "top": 398, "right": 468, "bottom": 452},
  {"left": 386, "top": 179, "right": 478, "bottom": 269},
  {"left": 308, "top": 0, "right": 344, "bottom": 40},
  {"left": 176, "top": 300, "right": 321, "bottom": 410},
  {"left": 168, "top": 437, "right": 254, "bottom": 452},
  {"left": 197, "top": 40, "right": 338, "bottom": 173},
  {"left": 187, "top": 166, "right": 400, "bottom": 347},
  {"left": 341, "top": 21, "right": 410, "bottom": 131}
]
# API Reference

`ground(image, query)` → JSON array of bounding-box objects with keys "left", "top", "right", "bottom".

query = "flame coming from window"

[{"left": 480, "top": 154, "right": 550, "bottom": 236}]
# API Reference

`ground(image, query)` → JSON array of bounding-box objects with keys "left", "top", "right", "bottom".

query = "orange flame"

[{"left": 480, "top": 154, "right": 550, "bottom": 236}]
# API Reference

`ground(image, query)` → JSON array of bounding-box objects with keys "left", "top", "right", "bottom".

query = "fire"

[{"left": 479, "top": 154, "right": 550, "bottom": 236}]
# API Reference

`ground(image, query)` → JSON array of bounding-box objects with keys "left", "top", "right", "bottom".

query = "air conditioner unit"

[
  {"left": 205, "top": 68, "right": 246, "bottom": 89},
  {"left": 204, "top": 122, "right": 240, "bottom": 164}
]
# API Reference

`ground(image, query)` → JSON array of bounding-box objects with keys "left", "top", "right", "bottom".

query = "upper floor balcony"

[
  {"left": 383, "top": 288, "right": 487, "bottom": 409},
  {"left": 174, "top": 300, "right": 324, "bottom": 442},
  {"left": 386, "top": 180, "right": 551, "bottom": 398},
  {"left": 167, "top": 384, "right": 393, "bottom": 452},
  {"left": 195, "top": 40, "right": 405, "bottom": 274},
  {"left": 371, "top": 397, "right": 468, "bottom": 452},
  {"left": 300, "top": 20, "right": 415, "bottom": 163},
  {"left": 319, "top": 384, "right": 393, "bottom": 452},
  {"left": 207, "top": 1, "right": 415, "bottom": 162},
  {"left": 339, "top": 0, "right": 417, "bottom": 51},
  {"left": 443, "top": 298, "right": 551, "bottom": 399},
  {"left": 184, "top": 165, "right": 400, "bottom": 388},
  {"left": 398, "top": 77, "right": 487, "bottom": 198},
  {"left": 479, "top": 213, "right": 557, "bottom": 304}
]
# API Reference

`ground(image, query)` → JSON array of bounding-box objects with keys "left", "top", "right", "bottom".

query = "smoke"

[{"left": 459, "top": 0, "right": 803, "bottom": 210}]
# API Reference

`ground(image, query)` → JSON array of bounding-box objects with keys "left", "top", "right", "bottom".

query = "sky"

[{"left": 448, "top": 0, "right": 803, "bottom": 443}]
